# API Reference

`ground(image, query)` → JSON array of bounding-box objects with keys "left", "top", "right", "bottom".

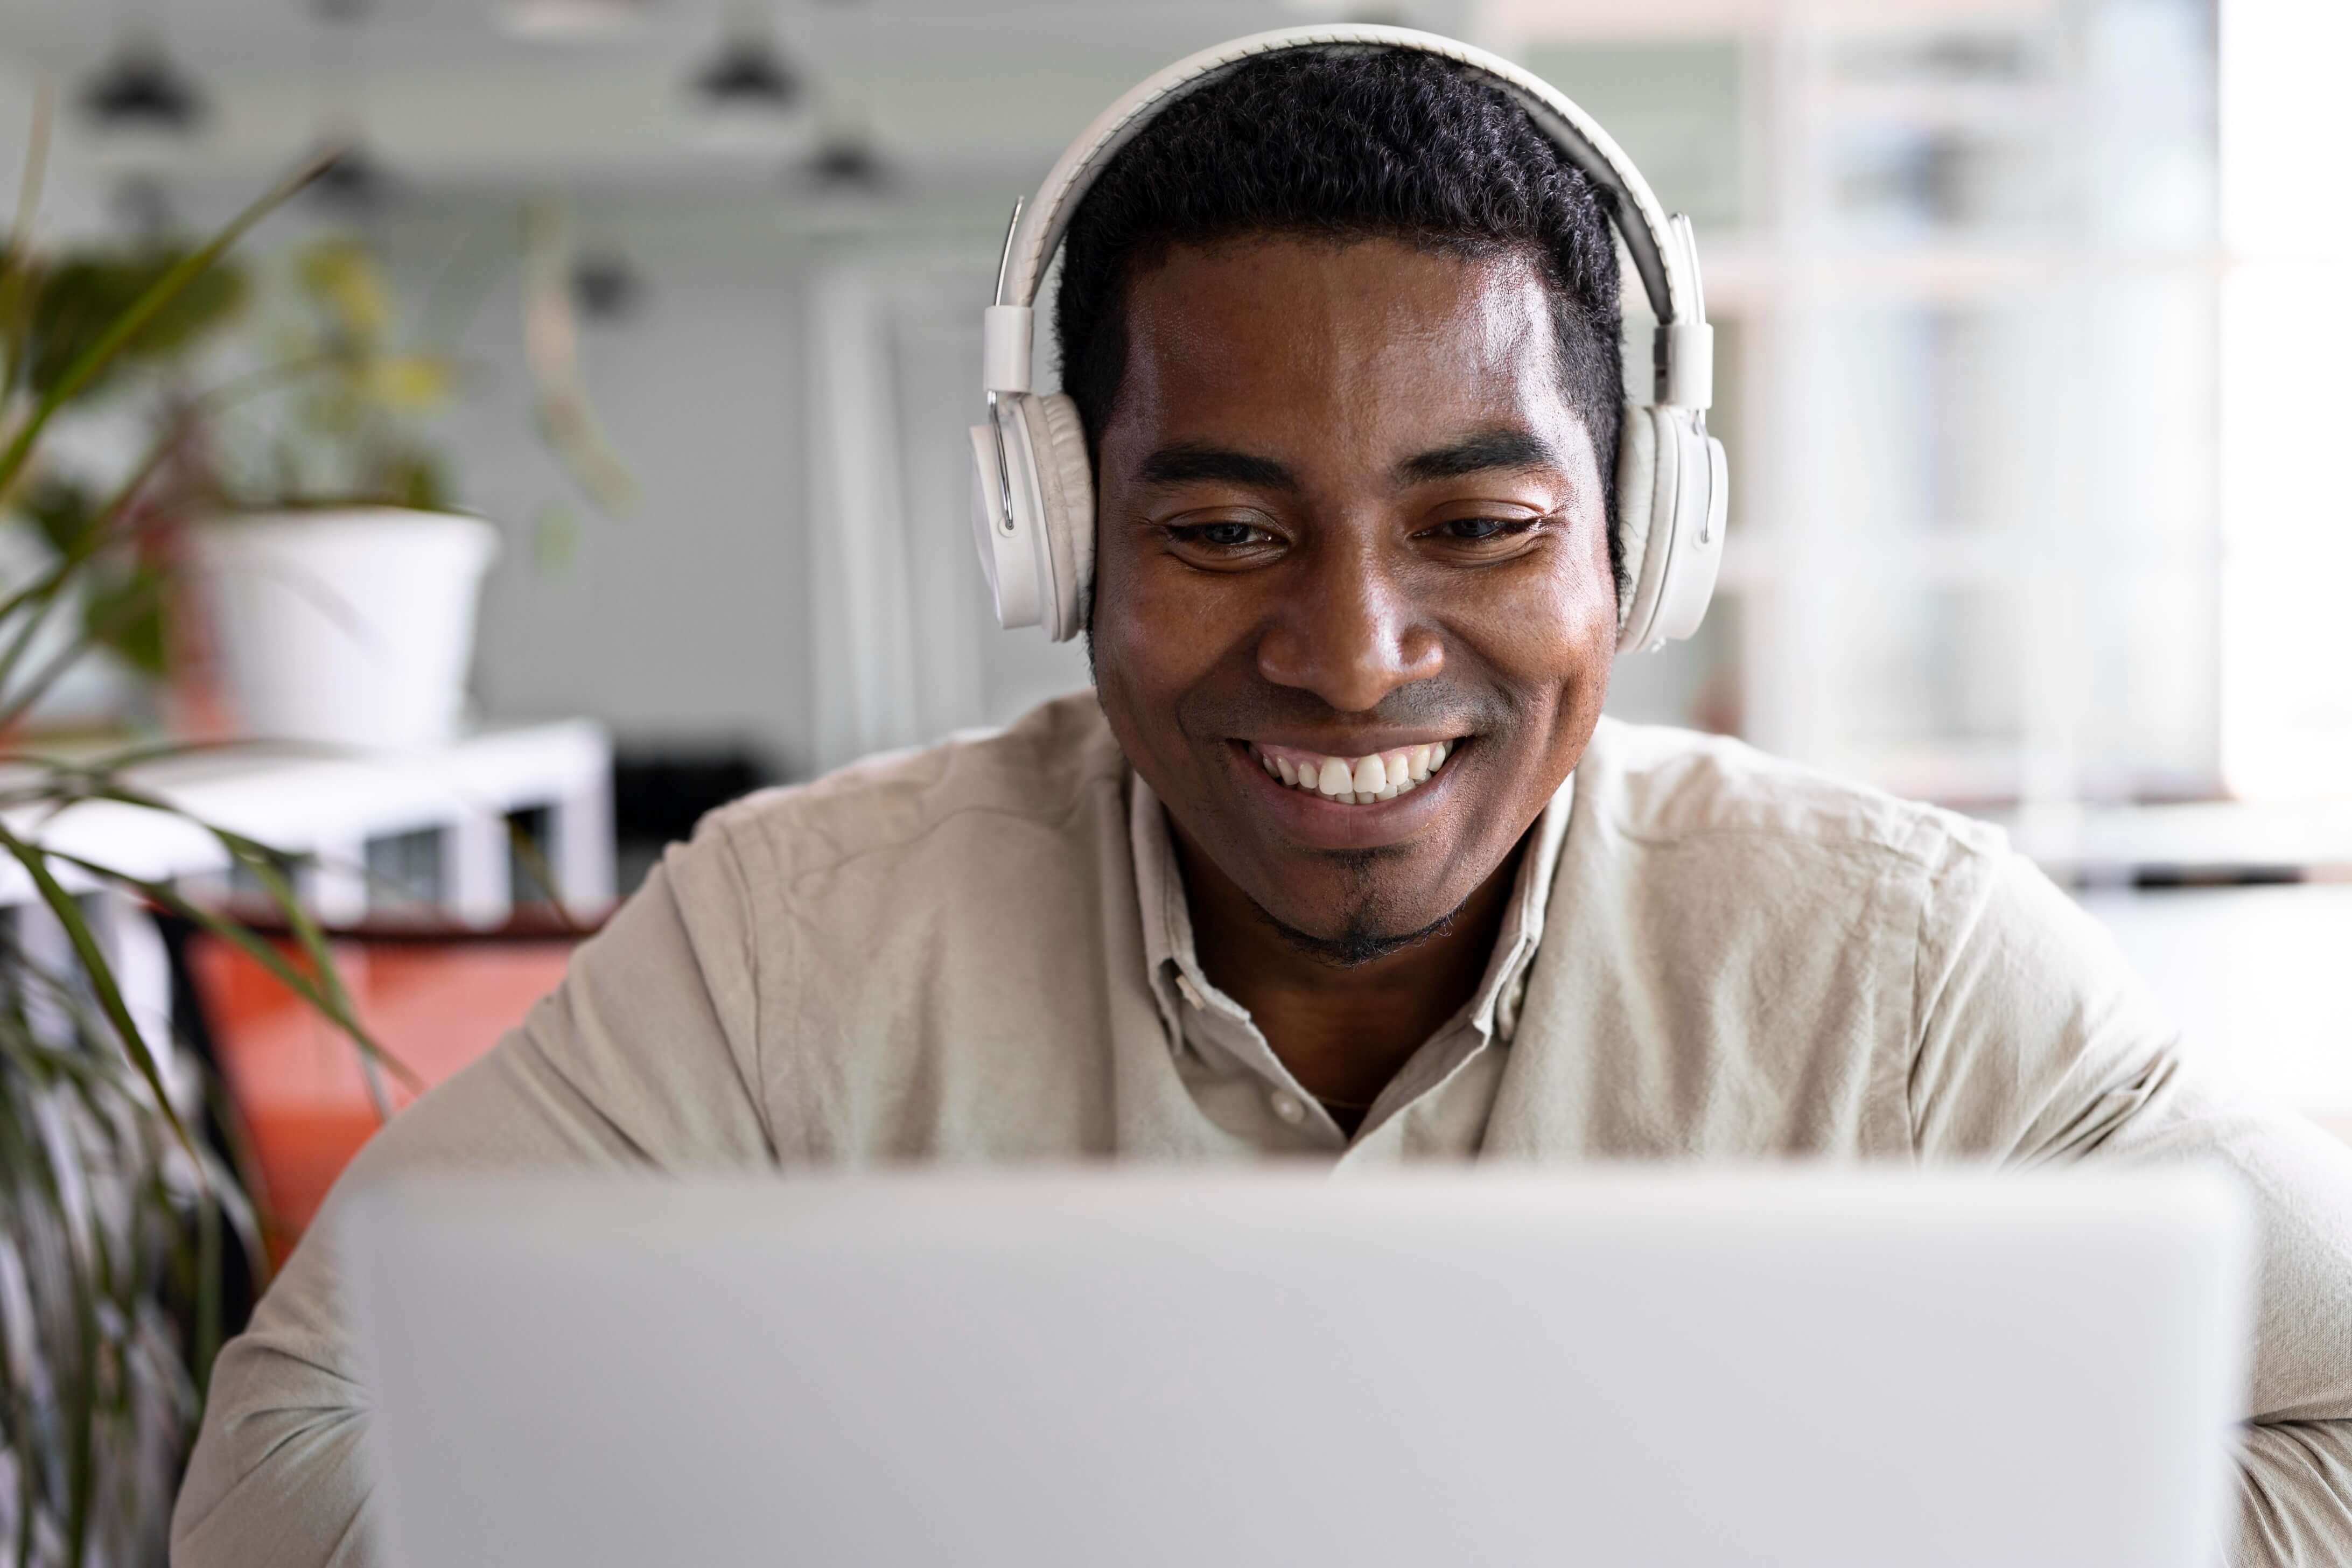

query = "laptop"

[{"left": 344, "top": 1167, "right": 2249, "bottom": 1567}]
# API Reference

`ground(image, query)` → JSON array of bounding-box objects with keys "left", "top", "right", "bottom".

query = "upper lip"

[{"left": 1237, "top": 732, "right": 1468, "bottom": 754}]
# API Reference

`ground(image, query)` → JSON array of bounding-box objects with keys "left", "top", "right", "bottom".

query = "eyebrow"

[
  {"left": 1394, "top": 428, "right": 1565, "bottom": 485},
  {"left": 1137, "top": 442, "right": 1300, "bottom": 491}
]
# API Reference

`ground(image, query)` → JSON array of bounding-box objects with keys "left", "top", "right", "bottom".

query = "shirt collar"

[{"left": 1128, "top": 765, "right": 1577, "bottom": 1054}]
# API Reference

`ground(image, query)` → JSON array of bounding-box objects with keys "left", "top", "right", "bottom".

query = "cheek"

[
  {"left": 1094, "top": 509, "right": 1257, "bottom": 673},
  {"left": 1088, "top": 520, "right": 1230, "bottom": 763},
  {"left": 1451, "top": 533, "right": 1617, "bottom": 738}
]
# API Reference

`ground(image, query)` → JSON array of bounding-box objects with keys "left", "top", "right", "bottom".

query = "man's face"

[{"left": 1090, "top": 235, "right": 1616, "bottom": 957}]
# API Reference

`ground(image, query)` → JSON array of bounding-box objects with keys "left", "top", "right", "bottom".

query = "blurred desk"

[
  {"left": 1984, "top": 801, "right": 2352, "bottom": 1140},
  {"left": 1992, "top": 799, "right": 2352, "bottom": 889},
  {"left": 12, "top": 719, "right": 615, "bottom": 926},
  {"left": 1, "top": 722, "right": 615, "bottom": 1209}
]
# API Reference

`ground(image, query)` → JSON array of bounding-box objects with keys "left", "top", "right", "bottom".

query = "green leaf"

[
  {"left": 227, "top": 839, "right": 402, "bottom": 1119},
  {"left": 16, "top": 474, "right": 97, "bottom": 556},
  {"left": 22, "top": 253, "right": 249, "bottom": 404},
  {"left": 44, "top": 845, "right": 419, "bottom": 1097},
  {"left": 79, "top": 561, "right": 166, "bottom": 677},
  {"left": 0, "top": 143, "right": 340, "bottom": 505},
  {"left": 0, "top": 824, "right": 193, "bottom": 1161}
]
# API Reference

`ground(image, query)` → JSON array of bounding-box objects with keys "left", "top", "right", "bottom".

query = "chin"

[
  {"left": 1253, "top": 888, "right": 1466, "bottom": 968},
  {"left": 1234, "top": 840, "right": 1475, "bottom": 961}
]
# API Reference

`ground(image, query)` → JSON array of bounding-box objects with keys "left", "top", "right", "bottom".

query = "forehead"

[{"left": 1102, "top": 235, "right": 1574, "bottom": 461}]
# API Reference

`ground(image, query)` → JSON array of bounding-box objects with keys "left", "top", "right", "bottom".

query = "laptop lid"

[{"left": 345, "top": 1167, "right": 2248, "bottom": 1568}]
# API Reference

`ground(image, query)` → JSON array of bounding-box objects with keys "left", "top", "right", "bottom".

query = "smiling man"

[
  {"left": 1083, "top": 225, "right": 1613, "bottom": 1130},
  {"left": 176, "top": 39, "right": 2352, "bottom": 1568}
]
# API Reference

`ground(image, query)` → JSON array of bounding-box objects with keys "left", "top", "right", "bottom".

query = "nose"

[{"left": 1255, "top": 541, "right": 1444, "bottom": 713}]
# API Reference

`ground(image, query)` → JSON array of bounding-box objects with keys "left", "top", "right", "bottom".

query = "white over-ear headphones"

[{"left": 968, "top": 24, "right": 1727, "bottom": 654}]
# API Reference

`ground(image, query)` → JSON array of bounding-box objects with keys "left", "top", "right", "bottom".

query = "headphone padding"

[
  {"left": 1613, "top": 401, "right": 1656, "bottom": 640},
  {"left": 1023, "top": 393, "right": 1096, "bottom": 640}
]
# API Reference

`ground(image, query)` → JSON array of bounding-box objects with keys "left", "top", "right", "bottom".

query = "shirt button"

[
  {"left": 1175, "top": 972, "right": 1206, "bottom": 1011},
  {"left": 1269, "top": 1091, "right": 1306, "bottom": 1125}
]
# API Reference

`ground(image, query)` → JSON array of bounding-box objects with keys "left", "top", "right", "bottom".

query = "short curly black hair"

[{"left": 1055, "top": 45, "right": 1626, "bottom": 588}]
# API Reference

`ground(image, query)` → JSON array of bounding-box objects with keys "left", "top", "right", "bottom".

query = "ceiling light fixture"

[
  {"left": 571, "top": 252, "right": 646, "bottom": 323},
  {"left": 809, "top": 134, "right": 885, "bottom": 191},
  {"left": 304, "top": 0, "right": 394, "bottom": 212},
  {"left": 688, "top": 16, "right": 806, "bottom": 152},
  {"left": 309, "top": 143, "right": 394, "bottom": 210},
  {"left": 695, "top": 34, "right": 800, "bottom": 111},
  {"left": 791, "top": 0, "right": 885, "bottom": 198},
  {"left": 80, "top": 37, "right": 206, "bottom": 135}
]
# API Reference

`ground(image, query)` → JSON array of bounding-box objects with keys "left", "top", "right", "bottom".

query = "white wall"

[
  {"left": 0, "top": 56, "right": 108, "bottom": 241},
  {"left": 375, "top": 190, "right": 1088, "bottom": 778}
]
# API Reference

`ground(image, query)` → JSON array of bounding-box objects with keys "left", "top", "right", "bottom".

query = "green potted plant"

[
  {"left": 1, "top": 237, "right": 249, "bottom": 731},
  {"left": 190, "top": 237, "right": 499, "bottom": 752},
  {"left": 0, "top": 113, "right": 400, "bottom": 1565}
]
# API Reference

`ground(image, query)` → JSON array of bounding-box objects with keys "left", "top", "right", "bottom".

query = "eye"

[
  {"left": 1163, "top": 518, "right": 1282, "bottom": 558},
  {"left": 1156, "top": 514, "right": 1287, "bottom": 572},
  {"left": 1186, "top": 521, "right": 1270, "bottom": 548},
  {"left": 1429, "top": 516, "right": 1541, "bottom": 543}
]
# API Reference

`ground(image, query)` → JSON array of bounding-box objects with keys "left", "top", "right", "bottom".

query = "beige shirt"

[
  {"left": 174, "top": 694, "right": 2352, "bottom": 1567},
  {"left": 1134, "top": 763, "right": 1572, "bottom": 1156}
]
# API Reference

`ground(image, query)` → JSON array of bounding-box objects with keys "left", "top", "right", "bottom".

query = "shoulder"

[
  {"left": 1573, "top": 715, "right": 2007, "bottom": 880},
  {"left": 676, "top": 690, "right": 1127, "bottom": 900}
]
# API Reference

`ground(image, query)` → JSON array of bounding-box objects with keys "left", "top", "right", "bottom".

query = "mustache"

[{"left": 1181, "top": 676, "right": 1513, "bottom": 740}]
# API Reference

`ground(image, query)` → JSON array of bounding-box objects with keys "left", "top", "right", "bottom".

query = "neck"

[{"left": 1170, "top": 823, "right": 1527, "bottom": 1110}]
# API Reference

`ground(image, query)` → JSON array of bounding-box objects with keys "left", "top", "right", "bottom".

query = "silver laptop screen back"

[{"left": 346, "top": 1168, "right": 2248, "bottom": 1568}]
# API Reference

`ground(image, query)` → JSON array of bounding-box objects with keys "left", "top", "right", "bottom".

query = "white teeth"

[{"left": 1255, "top": 740, "right": 1459, "bottom": 805}]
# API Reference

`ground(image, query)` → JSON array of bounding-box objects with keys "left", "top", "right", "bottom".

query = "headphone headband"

[
  {"left": 981, "top": 23, "right": 1712, "bottom": 411},
  {"left": 965, "top": 25, "right": 1726, "bottom": 656}
]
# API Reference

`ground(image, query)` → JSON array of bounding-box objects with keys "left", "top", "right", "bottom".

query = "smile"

[{"left": 1247, "top": 739, "right": 1460, "bottom": 805}]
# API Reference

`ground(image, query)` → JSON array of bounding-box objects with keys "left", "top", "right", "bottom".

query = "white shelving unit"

[
  {"left": 1485, "top": 0, "right": 2222, "bottom": 810},
  {"left": 4, "top": 720, "right": 613, "bottom": 1094}
]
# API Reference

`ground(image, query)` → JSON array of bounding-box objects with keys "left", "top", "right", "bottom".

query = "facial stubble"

[{"left": 1244, "top": 844, "right": 1469, "bottom": 968}]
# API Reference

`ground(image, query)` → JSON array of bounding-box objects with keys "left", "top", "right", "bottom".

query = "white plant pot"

[{"left": 191, "top": 508, "right": 499, "bottom": 751}]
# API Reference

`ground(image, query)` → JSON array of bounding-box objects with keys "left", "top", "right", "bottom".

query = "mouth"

[{"left": 1244, "top": 737, "right": 1465, "bottom": 806}]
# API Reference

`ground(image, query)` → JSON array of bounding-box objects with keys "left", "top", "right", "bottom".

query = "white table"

[{"left": 5, "top": 720, "right": 613, "bottom": 1086}]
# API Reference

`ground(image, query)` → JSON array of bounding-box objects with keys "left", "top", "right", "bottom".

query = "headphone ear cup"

[
  {"left": 969, "top": 411, "right": 1041, "bottom": 630},
  {"left": 1613, "top": 402, "right": 1661, "bottom": 649},
  {"left": 1021, "top": 393, "right": 1096, "bottom": 642},
  {"left": 1615, "top": 405, "right": 1725, "bottom": 652},
  {"left": 1647, "top": 422, "right": 1725, "bottom": 645}
]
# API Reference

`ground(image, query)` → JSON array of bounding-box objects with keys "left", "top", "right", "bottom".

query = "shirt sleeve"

[
  {"left": 169, "top": 836, "right": 775, "bottom": 1568},
  {"left": 1907, "top": 843, "right": 2352, "bottom": 1566}
]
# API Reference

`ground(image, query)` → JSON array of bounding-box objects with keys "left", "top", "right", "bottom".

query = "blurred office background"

[
  {"left": 12, "top": 5, "right": 2351, "bottom": 1554},
  {"left": 0, "top": 0, "right": 2347, "bottom": 1124}
]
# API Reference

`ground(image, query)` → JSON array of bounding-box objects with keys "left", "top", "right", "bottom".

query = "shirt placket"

[{"left": 1128, "top": 767, "right": 1572, "bottom": 1163}]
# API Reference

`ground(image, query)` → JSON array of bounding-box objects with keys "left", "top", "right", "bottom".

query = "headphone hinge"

[
  {"left": 984, "top": 306, "right": 1034, "bottom": 396},
  {"left": 1658, "top": 320, "right": 1714, "bottom": 411}
]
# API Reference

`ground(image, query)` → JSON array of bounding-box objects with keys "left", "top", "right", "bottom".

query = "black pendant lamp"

[{"left": 80, "top": 36, "right": 206, "bottom": 135}]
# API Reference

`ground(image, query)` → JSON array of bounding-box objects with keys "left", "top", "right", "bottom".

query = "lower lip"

[{"left": 1227, "top": 741, "right": 1466, "bottom": 850}]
